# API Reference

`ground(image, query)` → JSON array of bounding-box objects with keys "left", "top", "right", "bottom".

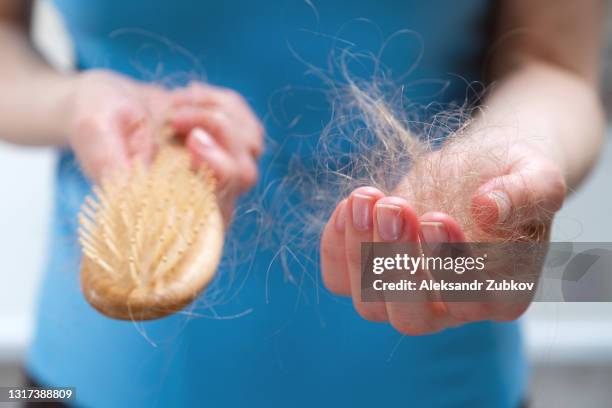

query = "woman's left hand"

[{"left": 320, "top": 131, "right": 567, "bottom": 335}]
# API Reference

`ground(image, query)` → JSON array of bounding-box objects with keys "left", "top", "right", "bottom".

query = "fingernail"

[
  {"left": 488, "top": 191, "right": 511, "bottom": 223},
  {"left": 352, "top": 193, "right": 374, "bottom": 231},
  {"left": 334, "top": 201, "right": 347, "bottom": 232},
  {"left": 376, "top": 203, "right": 404, "bottom": 241},
  {"left": 192, "top": 128, "right": 215, "bottom": 150},
  {"left": 420, "top": 221, "right": 449, "bottom": 245}
]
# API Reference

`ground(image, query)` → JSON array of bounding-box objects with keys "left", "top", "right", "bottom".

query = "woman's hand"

[
  {"left": 168, "top": 82, "right": 264, "bottom": 221},
  {"left": 66, "top": 70, "right": 170, "bottom": 182},
  {"left": 320, "top": 131, "right": 567, "bottom": 335},
  {"left": 65, "top": 72, "right": 263, "bottom": 224}
]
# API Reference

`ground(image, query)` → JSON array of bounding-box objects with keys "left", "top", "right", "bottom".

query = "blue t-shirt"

[{"left": 28, "top": 1, "right": 528, "bottom": 407}]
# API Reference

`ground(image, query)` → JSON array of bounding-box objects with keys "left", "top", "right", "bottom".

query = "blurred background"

[{"left": 0, "top": 1, "right": 611, "bottom": 407}]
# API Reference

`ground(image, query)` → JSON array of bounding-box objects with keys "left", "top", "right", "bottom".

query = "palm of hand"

[{"left": 320, "top": 132, "right": 566, "bottom": 334}]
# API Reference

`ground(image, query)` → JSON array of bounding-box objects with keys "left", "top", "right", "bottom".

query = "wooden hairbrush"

[{"left": 78, "top": 135, "right": 224, "bottom": 321}]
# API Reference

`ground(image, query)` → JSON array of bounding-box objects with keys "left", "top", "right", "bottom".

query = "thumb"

[{"left": 471, "top": 160, "right": 567, "bottom": 231}]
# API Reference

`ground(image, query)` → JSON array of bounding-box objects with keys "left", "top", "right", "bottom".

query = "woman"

[{"left": 0, "top": 1, "right": 604, "bottom": 407}]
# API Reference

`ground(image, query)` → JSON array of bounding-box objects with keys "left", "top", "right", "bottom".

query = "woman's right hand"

[
  {"left": 168, "top": 82, "right": 264, "bottom": 222},
  {"left": 64, "top": 71, "right": 263, "bottom": 223},
  {"left": 66, "top": 70, "right": 170, "bottom": 182}
]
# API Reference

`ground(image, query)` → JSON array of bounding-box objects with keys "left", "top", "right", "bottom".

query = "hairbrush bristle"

[{"left": 78, "top": 144, "right": 224, "bottom": 321}]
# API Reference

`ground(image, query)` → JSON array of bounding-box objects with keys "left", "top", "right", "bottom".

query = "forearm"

[
  {"left": 0, "top": 22, "right": 74, "bottom": 146},
  {"left": 475, "top": 60, "right": 605, "bottom": 190}
]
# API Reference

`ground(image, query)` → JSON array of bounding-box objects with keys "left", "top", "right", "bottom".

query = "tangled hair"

[{"left": 263, "top": 46, "right": 550, "bottom": 271}]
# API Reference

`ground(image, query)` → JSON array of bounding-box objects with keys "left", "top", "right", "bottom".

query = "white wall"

[
  {"left": 0, "top": 0, "right": 611, "bottom": 363},
  {"left": 0, "top": 144, "right": 54, "bottom": 360},
  {"left": 525, "top": 138, "right": 612, "bottom": 364},
  {"left": 0, "top": 0, "right": 72, "bottom": 361}
]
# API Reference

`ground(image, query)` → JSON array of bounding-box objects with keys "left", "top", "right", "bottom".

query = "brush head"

[{"left": 78, "top": 144, "right": 224, "bottom": 321}]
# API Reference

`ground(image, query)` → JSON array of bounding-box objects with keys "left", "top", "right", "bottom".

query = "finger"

[
  {"left": 345, "top": 187, "right": 386, "bottom": 321},
  {"left": 371, "top": 196, "right": 409, "bottom": 328},
  {"left": 175, "top": 109, "right": 258, "bottom": 191},
  {"left": 187, "top": 128, "right": 243, "bottom": 197},
  {"left": 171, "top": 106, "right": 260, "bottom": 166},
  {"left": 170, "top": 83, "right": 230, "bottom": 108},
  {"left": 420, "top": 212, "right": 465, "bottom": 244},
  {"left": 471, "top": 160, "right": 566, "bottom": 234},
  {"left": 374, "top": 199, "right": 452, "bottom": 335},
  {"left": 320, "top": 200, "right": 351, "bottom": 296},
  {"left": 419, "top": 212, "right": 509, "bottom": 324},
  {"left": 171, "top": 107, "right": 239, "bottom": 152},
  {"left": 171, "top": 84, "right": 264, "bottom": 157},
  {"left": 171, "top": 82, "right": 256, "bottom": 123},
  {"left": 417, "top": 212, "right": 473, "bottom": 328}
]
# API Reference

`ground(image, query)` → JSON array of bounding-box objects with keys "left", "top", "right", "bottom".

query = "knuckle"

[
  {"left": 224, "top": 89, "right": 244, "bottom": 104},
  {"left": 320, "top": 268, "right": 335, "bottom": 290},
  {"left": 200, "top": 111, "right": 229, "bottom": 137},
  {"left": 447, "top": 302, "right": 495, "bottom": 322},
  {"left": 210, "top": 110, "right": 230, "bottom": 128},
  {"left": 238, "top": 159, "right": 258, "bottom": 189},
  {"left": 492, "top": 303, "right": 528, "bottom": 322},
  {"left": 214, "top": 166, "right": 234, "bottom": 190},
  {"left": 247, "top": 125, "right": 265, "bottom": 158},
  {"left": 321, "top": 269, "right": 349, "bottom": 296},
  {"left": 534, "top": 161, "right": 567, "bottom": 210},
  {"left": 251, "top": 144, "right": 264, "bottom": 159},
  {"left": 548, "top": 179, "right": 567, "bottom": 212},
  {"left": 188, "top": 81, "right": 207, "bottom": 93},
  {"left": 352, "top": 186, "right": 382, "bottom": 198},
  {"left": 255, "top": 124, "right": 265, "bottom": 143},
  {"left": 255, "top": 122, "right": 264, "bottom": 135},
  {"left": 389, "top": 316, "right": 436, "bottom": 336},
  {"left": 320, "top": 239, "right": 342, "bottom": 260},
  {"left": 324, "top": 281, "right": 345, "bottom": 296},
  {"left": 242, "top": 173, "right": 258, "bottom": 189},
  {"left": 355, "top": 303, "right": 387, "bottom": 322},
  {"left": 239, "top": 170, "right": 257, "bottom": 189}
]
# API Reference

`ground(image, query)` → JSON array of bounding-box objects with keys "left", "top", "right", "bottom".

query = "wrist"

[
  {"left": 465, "top": 121, "right": 568, "bottom": 177},
  {"left": 47, "top": 73, "right": 80, "bottom": 145}
]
